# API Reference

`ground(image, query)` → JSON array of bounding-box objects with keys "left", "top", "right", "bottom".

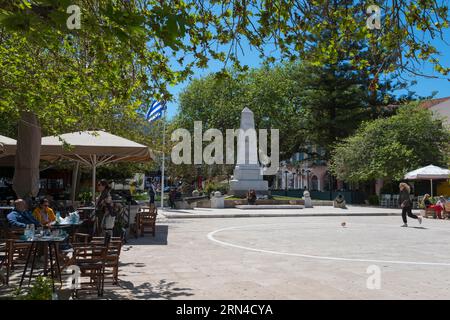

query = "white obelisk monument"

[{"left": 229, "top": 107, "right": 269, "bottom": 197}]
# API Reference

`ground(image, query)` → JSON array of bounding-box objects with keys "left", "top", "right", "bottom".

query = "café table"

[
  {"left": 18, "top": 233, "right": 67, "bottom": 292},
  {"left": 50, "top": 220, "right": 85, "bottom": 241}
]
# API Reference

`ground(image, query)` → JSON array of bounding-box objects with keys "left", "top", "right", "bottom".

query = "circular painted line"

[{"left": 207, "top": 223, "right": 450, "bottom": 267}]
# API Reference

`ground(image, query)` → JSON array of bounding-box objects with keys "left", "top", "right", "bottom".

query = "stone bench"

[{"left": 174, "top": 195, "right": 209, "bottom": 209}]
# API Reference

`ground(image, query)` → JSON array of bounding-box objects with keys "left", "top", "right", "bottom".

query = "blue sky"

[{"left": 164, "top": 28, "right": 450, "bottom": 120}]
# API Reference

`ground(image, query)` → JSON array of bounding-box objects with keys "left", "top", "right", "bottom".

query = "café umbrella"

[
  {"left": 0, "top": 135, "right": 16, "bottom": 167},
  {"left": 404, "top": 165, "right": 450, "bottom": 197},
  {"left": 0, "top": 134, "right": 16, "bottom": 157},
  {"left": 41, "top": 130, "right": 154, "bottom": 203}
]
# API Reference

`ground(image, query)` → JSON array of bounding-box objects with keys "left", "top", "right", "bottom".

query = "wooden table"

[{"left": 18, "top": 235, "right": 67, "bottom": 292}]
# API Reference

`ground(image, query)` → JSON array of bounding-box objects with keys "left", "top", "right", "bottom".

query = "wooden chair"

[
  {"left": 72, "top": 243, "right": 107, "bottom": 297},
  {"left": 0, "top": 240, "right": 9, "bottom": 285},
  {"left": 139, "top": 206, "right": 157, "bottom": 237},
  {"left": 103, "top": 238, "right": 122, "bottom": 285},
  {"left": 72, "top": 232, "right": 90, "bottom": 244},
  {"left": 0, "top": 229, "right": 32, "bottom": 285}
]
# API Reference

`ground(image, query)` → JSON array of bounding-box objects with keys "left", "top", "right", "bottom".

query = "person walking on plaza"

[
  {"left": 96, "top": 179, "right": 115, "bottom": 239},
  {"left": 148, "top": 179, "right": 156, "bottom": 206},
  {"left": 168, "top": 187, "right": 177, "bottom": 209},
  {"left": 399, "top": 182, "right": 422, "bottom": 227}
]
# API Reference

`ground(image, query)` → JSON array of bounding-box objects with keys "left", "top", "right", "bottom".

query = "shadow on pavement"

[
  {"left": 125, "top": 225, "right": 169, "bottom": 246},
  {"left": 102, "top": 279, "right": 195, "bottom": 300}
]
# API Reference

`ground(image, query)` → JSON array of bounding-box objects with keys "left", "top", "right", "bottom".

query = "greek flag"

[{"left": 146, "top": 100, "right": 166, "bottom": 123}]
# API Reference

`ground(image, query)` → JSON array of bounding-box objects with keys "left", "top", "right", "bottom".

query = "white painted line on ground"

[{"left": 207, "top": 223, "right": 450, "bottom": 267}]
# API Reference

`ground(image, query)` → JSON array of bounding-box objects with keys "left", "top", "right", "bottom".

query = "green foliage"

[
  {"left": 204, "top": 181, "right": 229, "bottom": 196},
  {"left": 77, "top": 190, "right": 92, "bottom": 203},
  {"left": 330, "top": 104, "right": 450, "bottom": 182},
  {"left": 380, "top": 181, "right": 398, "bottom": 195},
  {"left": 0, "top": 0, "right": 448, "bottom": 85},
  {"left": 96, "top": 163, "right": 140, "bottom": 184},
  {"left": 368, "top": 195, "right": 380, "bottom": 206},
  {"left": 290, "top": 62, "right": 376, "bottom": 160},
  {"left": 173, "top": 65, "right": 302, "bottom": 159},
  {"left": 15, "top": 276, "right": 53, "bottom": 300},
  {"left": 0, "top": 0, "right": 446, "bottom": 166},
  {"left": 173, "top": 61, "right": 387, "bottom": 166},
  {"left": 133, "top": 191, "right": 149, "bottom": 201}
]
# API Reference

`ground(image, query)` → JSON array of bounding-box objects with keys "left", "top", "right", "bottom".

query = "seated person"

[
  {"left": 32, "top": 198, "right": 56, "bottom": 227},
  {"left": 333, "top": 194, "right": 347, "bottom": 209},
  {"left": 422, "top": 194, "right": 443, "bottom": 219},
  {"left": 422, "top": 194, "right": 432, "bottom": 208},
  {"left": 435, "top": 195, "right": 447, "bottom": 219},
  {"left": 247, "top": 189, "right": 257, "bottom": 205},
  {"left": 7, "top": 199, "right": 41, "bottom": 228}
]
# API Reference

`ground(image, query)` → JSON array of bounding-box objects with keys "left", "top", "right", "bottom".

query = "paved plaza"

[
  {"left": 2, "top": 206, "right": 449, "bottom": 300},
  {"left": 104, "top": 208, "right": 450, "bottom": 300}
]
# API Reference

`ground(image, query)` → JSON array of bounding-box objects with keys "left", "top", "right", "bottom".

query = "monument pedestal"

[{"left": 229, "top": 164, "right": 268, "bottom": 197}]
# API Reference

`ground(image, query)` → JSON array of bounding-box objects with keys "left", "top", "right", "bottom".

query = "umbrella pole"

[
  {"left": 92, "top": 155, "right": 97, "bottom": 204},
  {"left": 71, "top": 161, "right": 80, "bottom": 202},
  {"left": 431, "top": 178, "right": 433, "bottom": 198}
]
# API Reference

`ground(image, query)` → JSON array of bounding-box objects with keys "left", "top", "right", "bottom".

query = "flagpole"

[{"left": 160, "top": 107, "right": 167, "bottom": 210}]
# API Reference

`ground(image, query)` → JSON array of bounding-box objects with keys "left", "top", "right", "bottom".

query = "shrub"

[
  {"left": 368, "top": 194, "right": 380, "bottom": 206},
  {"left": 204, "top": 182, "right": 229, "bottom": 196},
  {"left": 15, "top": 276, "right": 53, "bottom": 300},
  {"left": 78, "top": 190, "right": 92, "bottom": 203},
  {"left": 133, "top": 191, "right": 149, "bottom": 201}
]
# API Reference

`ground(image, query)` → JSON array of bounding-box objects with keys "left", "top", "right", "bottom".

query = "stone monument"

[
  {"left": 229, "top": 107, "right": 269, "bottom": 197},
  {"left": 303, "top": 190, "right": 313, "bottom": 208},
  {"left": 211, "top": 191, "right": 225, "bottom": 208}
]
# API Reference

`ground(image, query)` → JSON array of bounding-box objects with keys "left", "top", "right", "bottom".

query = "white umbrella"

[
  {"left": 41, "top": 130, "right": 154, "bottom": 203},
  {"left": 0, "top": 134, "right": 16, "bottom": 157},
  {"left": 404, "top": 164, "right": 450, "bottom": 197}
]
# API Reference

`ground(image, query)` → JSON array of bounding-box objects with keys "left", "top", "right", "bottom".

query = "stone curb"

[{"left": 161, "top": 212, "right": 402, "bottom": 219}]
